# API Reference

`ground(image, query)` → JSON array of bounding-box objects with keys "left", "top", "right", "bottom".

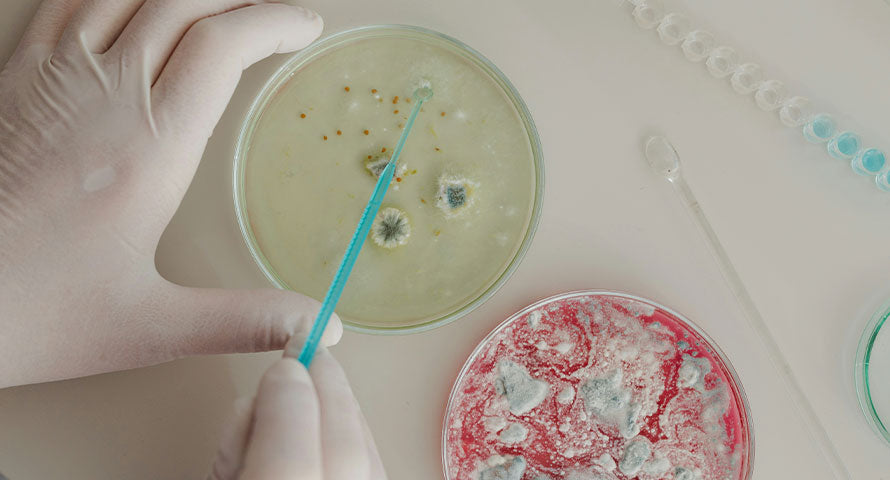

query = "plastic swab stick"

[{"left": 296, "top": 86, "right": 433, "bottom": 367}]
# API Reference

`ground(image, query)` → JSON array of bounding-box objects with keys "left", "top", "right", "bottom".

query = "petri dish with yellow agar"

[
  {"left": 855, "top": 298, "right": 890, "bottom": 445},
  {"left": 234, "top": 25, "right": 544, "bottom": 334}
]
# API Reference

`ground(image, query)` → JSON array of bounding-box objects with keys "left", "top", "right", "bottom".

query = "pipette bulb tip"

[{"left": 644, "top": 135, "right": 682, "bottom": 180}]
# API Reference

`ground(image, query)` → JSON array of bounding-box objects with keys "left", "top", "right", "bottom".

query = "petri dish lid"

[{"left": 855, "top": 298, "right": 890, "bottom": 445}]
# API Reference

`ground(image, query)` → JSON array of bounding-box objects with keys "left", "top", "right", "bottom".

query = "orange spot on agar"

[
  {"left": 392, "top": 96, "right": 399, "bottom": 104},
  {"left": 441, "top": 112, "right": 446, "bottom": 117},
  {"left": 300, "top": 113, "right": 306, "bottom": 118},
  {"left": 336, "top": 130, "right": 342, "bottom": 136},
  {"left": 421, "top": 198, "right": 427, "bottom": 204},
  {"left": 363, "top": 130, "right": 370, "bottom": 135},
  {"left": 394, "top": 110, "right": 399, "bottom": 114},
  {"left": 381, "top": 147, "right": 387, "bottom": 153},
  {"left": 367, "top": 155, "right": 373, "bottom": 159},
  {"left": 371, "top": 88, "right": 378, "bottom": 94},
  {"left": 396, "top": 177, "right": 402, "bottom": 182},
  {"left": 435, "top": 147, "right": 441, "bottom": 151},
  {"left": 344, "top": 86, "right": 350, "bottom": 92},
  {"left": 323, "top": 135, "right": 328, "bottom": 140}
]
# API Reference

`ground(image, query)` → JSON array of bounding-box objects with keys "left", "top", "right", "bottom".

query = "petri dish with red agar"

[{"left": 443, "top": 291, "right": 753, "bottom": 480}]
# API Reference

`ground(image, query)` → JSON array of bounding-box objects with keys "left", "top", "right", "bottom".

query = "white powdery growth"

[
  {"left": 642, "top": 456, "right": 672, "bottom": 477},
  {"left": 565, "top": 470, "right": 618, "bottom": 480},
  {"left": 595, "top": 454, "right": 616, "bottom": 472},
  {"left": 535, "top": 340, "right": 573, "bottom": 354},
  {"left": 499, "top": 423, "right": 529, "bottom": 444},
  {"left": 495, "top": 360, "right": 550, "bottom": 416},
  {"left": 484, "top": 416, "right": 508, "bottom": 433},
  {"left": 557, "top": 386, "right": 575, "bottom": 404},
  {"left": 677, "top": 354, "right": 712, "bottom": 391},
  {"left": 527, "top": 310, "right": 543, "bottom": 328}
]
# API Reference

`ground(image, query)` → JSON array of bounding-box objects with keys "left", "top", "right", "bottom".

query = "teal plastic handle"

[{"left": 297, "top": 87, "right": 433, "bottom": 367}]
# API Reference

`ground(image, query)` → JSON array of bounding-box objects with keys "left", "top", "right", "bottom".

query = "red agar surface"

[{"left": 445, "top": 294, "right": 750, "bottom": 480}]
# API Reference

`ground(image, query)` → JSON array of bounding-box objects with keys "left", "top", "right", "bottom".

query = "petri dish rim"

[
  {"left": 854, "top": 297, "right": 890, "bottom": 445},
  {"left": 440, "top": 290, "right": 756, "bottom": 480},
  {"left": 233, "top": 25, "right": 545, "bottom": 335}
]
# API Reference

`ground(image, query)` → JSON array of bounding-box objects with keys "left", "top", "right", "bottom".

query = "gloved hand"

[
  {"left": 0, "top": 0, "right": 341, "bottom": 388},
  {"left": 208, "top": 342, "right": 388, "bottom": 480}
]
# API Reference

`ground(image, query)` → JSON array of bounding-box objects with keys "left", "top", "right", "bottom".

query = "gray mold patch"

[
  {"left": 479, "top": 456, "right": 526, "bottom": 480},
  {"left": 496, "top": 360, "right": 550, "bottom": 416},
  {"left": 673, "top": 466, "right": 703, "bottom": 480},
  {"left": 578, "top": 369, "right": 642, "bottom": 438},
  {"left": 618, "top": 436, "right": 652, "bottom": 476}
]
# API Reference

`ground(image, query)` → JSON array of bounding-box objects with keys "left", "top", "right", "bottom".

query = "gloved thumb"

[
  {"left": 207, "top": 359, "right": 324, "bottom": 480},
  {"left": 154, "top": 282, "right": 343, "bottom": 359},
  {"left": 208, "top": 396, "right": 254, "bottom": 480}
]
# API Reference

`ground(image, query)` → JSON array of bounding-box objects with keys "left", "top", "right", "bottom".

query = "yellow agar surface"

[{"left": 245, "top": 35, "right": 536, "bottom": 329}]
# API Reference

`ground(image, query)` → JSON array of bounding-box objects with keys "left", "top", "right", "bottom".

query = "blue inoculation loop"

[
  {"left": 852, "top": 148, "right": 886, "bottom": 177},
  {"left": 827, "top": 131, "right": 861, "bottom": 160},
  {"left": 803, "top": 114, "right": 836, "bottom": 143},
  {"left": 296, "top": 86, "right": 432, "bottom": 368}
]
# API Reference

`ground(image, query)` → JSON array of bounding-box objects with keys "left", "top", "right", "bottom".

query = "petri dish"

[
  {"left": 854, "top": 298, "right": 890, "bottom": 445},
  {"left": 234, "top": 25, "right": 544, "bottom": 334},
  {"left": 443, "top": 291, "right": 754, "bottom": 480}
]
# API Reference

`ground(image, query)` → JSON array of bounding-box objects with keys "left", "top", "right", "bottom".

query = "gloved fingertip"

[
  {"left": 292, "top": 6, "right": 324, "bottom": 48},
  {"left": 264, "top": 357, "right": 311, "bottom": 385},
  {"left": 284, "top": 4, "right": 324, "bottom": 40},
  {"left": 281, "top": 316, "right": 340, "bottom": 361},
  {"left": 297, "top": 5, "right": 323, "bottom": 24},
  {"left": 320, "top": 312, "right": 343, "bottom": 347}
]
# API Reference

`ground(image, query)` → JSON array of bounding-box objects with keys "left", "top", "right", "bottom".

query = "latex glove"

[
  {"left": 0, "top": 0, "right": 342, "bottom": 388},
  {"left": 208, "top": 343, "right": 388, "bottom": 480}
]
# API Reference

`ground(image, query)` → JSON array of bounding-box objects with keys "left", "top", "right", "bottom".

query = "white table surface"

[{"left": 2, "top": 0, "right": 890, "bottom": 478}]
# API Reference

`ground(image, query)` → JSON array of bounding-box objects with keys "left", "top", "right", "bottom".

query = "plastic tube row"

[{"left": 628, "top": 0, "right": 890, "bottom": 191}]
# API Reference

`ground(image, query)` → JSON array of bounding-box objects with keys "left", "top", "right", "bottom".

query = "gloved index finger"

[
  {"left": 109, "top": 0, "right": 276, "bottom": 86},
  {"left": 55, "top": 0, "right": 143, "bottom": 56},
  {"left": 14, "top": 0, "right": 84, "bottom": 53},
  {"left": 150, "top": 3, "right": 323, "bottom": 137}
]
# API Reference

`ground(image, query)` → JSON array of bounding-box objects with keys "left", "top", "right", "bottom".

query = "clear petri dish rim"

[
  {"left": 233, "top": 25, "right": 545, "bottom": 335},
  {"left": 854, "top": 297, "right": 890, "bottom": 445},
  {"left": 441, "top": 290, "right": 756, "bottom": 480}
]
